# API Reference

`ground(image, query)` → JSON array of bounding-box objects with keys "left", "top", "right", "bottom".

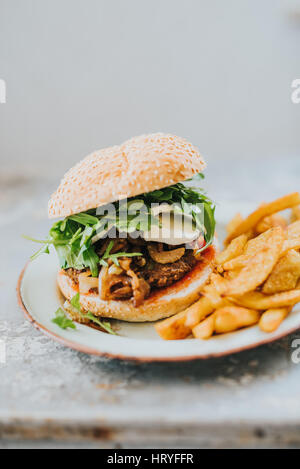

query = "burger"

[{"left": 28, "top": 133, "right": 216, "bottom": 327}]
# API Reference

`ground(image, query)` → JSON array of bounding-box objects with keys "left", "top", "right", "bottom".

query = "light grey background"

[{"left": 0, "top": 0, "right": 300, "bottom": 180}]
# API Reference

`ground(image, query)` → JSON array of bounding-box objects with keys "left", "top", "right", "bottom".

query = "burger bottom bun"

[{"left": 57, "top": 244, "right": 217, "bottom": 323}]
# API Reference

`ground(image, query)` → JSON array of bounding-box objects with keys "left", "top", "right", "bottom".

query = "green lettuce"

[{"left": 25, "top": 173, "right": 216, "bottom": 273}]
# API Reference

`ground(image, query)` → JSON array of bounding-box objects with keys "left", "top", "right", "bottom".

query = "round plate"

[{"left": 18, "top": 208, "right": 300, "bottom": 362}]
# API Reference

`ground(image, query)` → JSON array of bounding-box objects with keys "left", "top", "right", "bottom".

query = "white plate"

[{"left": 18, "top": 210, "right": 300, "bottom": 362}]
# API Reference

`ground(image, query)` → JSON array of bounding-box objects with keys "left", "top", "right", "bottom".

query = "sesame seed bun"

[
  {"left": 57, "top": 244, "right": 216, "bottom": 323},
  {"left": 48, "top": 133, "right": 206, "bottom": 219}
]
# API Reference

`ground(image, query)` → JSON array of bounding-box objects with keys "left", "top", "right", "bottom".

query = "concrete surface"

[{"left": 0, "top": 155, "right": 300, "bottom": 448}]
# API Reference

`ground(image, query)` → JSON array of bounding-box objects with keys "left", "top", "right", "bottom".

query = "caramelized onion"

[
  {"left": 147, "top": 244, "right": 185, "bottom": 264},
  {"left": 99, "top": 267, "right": 133, "bottom": 301},
  {"left": 119, "top": 258, "right": 150, "bottom": 306}
]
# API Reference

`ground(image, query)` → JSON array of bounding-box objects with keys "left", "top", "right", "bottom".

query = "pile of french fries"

[{"left": 156, "top": 192, "right": 300, "bottom": 340}]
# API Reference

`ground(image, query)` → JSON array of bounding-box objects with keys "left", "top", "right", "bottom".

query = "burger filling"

[
  {"left": 64, "top": 236, "right": 199, "bottom": 306},
  {"left": 27, "top": 174, "right": 215, "bottom": 307}
]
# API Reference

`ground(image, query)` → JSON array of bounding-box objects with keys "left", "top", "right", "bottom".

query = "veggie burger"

[{"left": 28, "top": 133, "right": 216, "bottom": 324}]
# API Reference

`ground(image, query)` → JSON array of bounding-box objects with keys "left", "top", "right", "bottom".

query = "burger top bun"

[{"left": 48, "top": 133, "right": 206, "bottom": 219}]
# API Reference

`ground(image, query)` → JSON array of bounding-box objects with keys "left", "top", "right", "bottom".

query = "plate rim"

[{"left": 17, "top": 261, "right": 300, "bottom": 363}]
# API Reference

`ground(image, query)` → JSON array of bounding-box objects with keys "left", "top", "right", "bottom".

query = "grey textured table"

[{"left": 1, "top": 156, "right": 300, "bottom": 449}]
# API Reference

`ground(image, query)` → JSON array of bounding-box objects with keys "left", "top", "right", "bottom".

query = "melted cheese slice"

[{"left": 143, "top": 205, "right": 200, "bottom": 246}]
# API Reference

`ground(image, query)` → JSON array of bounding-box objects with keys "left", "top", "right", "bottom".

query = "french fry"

[
  {"left": 223, "top": 269, "right": 241, "bottom": 280},
  {"left": 156, "top": 276, "right": 228, "bottom": 339},
  {"left": 185, "top": 296, "right": 214, "bottom": 328},
  {"left": 155, "top": 311, "right": 190, "bottom": 340},
  {"left": 229, "top": 289, "right": 300, "bottom": 310},
  {"left": 223, "top": 255, "right": 247, "bottom": 271},
  {"left": 216, "top": 234, "right": 248, "bottom": 266},
  {"left": 281, "top": 238, "right": 300, "bottom": 256},
  {"left": 155, "top": 193, "right": 300, "bottom": 341},
  {"left": 255, "top": 214, "right": 287, "bottom": 234},
  {"left": 192, "top": 314, "right": 215, "bottom": 339},
  {"left": 206, "top": 273, "right": 228, "bottom": 294},
  {"left": 262, "top": 250, "right": 300, "bottom": 294},
  {"left": 223, "top": 227, "right": 284, "bottom": 271},
  {"left": 214, "top": 306, "right": 260, "bottom": 334},
  {"left": 223, "top": 227, "right": 284, "bottom": 296},
  {"left": 226, "top": 213, "right": 243, "bottom": 236},
  {"left": 186, "top": 274, "right": 231, "bottom": 328},
  {"left": 225, "top": 192, "right": 300, "bottom": 244},
  {"left": 286, "top": 220, "right": 300, "bottom": 240},
  {"left": 203, "top": 277, "right": 229, "bottom": 308},
  {"left": 259, "top": 307, "right": 291, "bottom": 333},
  {"left": 291, "top": 206, "right": 300, "bottom": 223}
]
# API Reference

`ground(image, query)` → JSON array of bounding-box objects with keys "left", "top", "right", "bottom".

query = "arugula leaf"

[
  {"left": 82, "top": 247, "right": 100, "bottom": 277},
  {"left": 111, "top": 251, "right": 142, "bottom": 259},
  {"left": 103, "top": 240, "right": 114, "bottom": 258},
  {"left": 85, "top": 312, "right": 117, "bottom": 335},
  {"left": 30, "top": 244, "right": 50, "bottom": 261},
  {"left": 99, "top": 240, "right": 142, "bottom": 267},
  {"left": 68, "top": 213, "right": 99, "bottom": 225},
  {"left": 26, "top": 171, "right": 215, "bottom": 271},
  {"left": 69, "top": 293, "right": 117, "bottom": 335},
  {"left": 23, "top": 235, "right": 53, "bottom": 244},
  {"left": 60, "top": 219, "right": 67, "bottom": 231},
  {"left": 52, "top": 308, "right": 76, "bottom": 330},
  {"left": 69, "top": 227, "right": 83, "bottom": 245},
  {"left": 79, "top": 226, "right": 94, "bottom": 247},
  {"left": 70, "top": 292, "right": 81, "bottom": 311},
  {"left": 187, "top": 172, "right": 205, "bottom": 182},
  {"left": 204, "top": 204, "right": 216, "bottom": 241}
]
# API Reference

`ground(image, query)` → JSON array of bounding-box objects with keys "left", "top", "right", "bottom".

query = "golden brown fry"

[
  {"left": 186, "top": 274, "right": 233, "bottom": 329},
  {"left": 229, "top": 289, "right": 300, "bottom": 310},
  {"left": 246, "top": 225, "right": 286, "bottom": 256},
  {"left": 203, "top": 274, "right": 229, "bottom": 305},
  {"left": 225, "top": 192, "right": 300, "bottom": 244},
  {"left": 281, "top": 238, "right": 300, "bottom": 256},
  {"left": 223, "top": 227, "right": 284, "bottom": 296},
  {"left": 259, "top": 307, "right": 291, "bottom": 333},
  {"left": 224, "top": 228, "right": 284, "bottom": 271},
  {"left": 216, "top": 234, "right": 248, "bottom": 266},
  {"left": 185, "top": 273, "right": 233, "bottom": 328},
  {"left": 155, "top": 194, "right": 300, "bottom": 341},
  {"left": 223, "top": 255, "right": 247, "bottom": 271},
  {"left": 155, "top": 311, "right": 190, "bottom": 340},
  {"left": 262, "top": 250, "right": 300, "bottom": 294},
  {"left": 209, "top": 273, "right": 229, "bottom": 293},
  {"left": 223, "top": 269, "right": 241, "bottom": 280},
  {"left": 184, "top": 296, "right": 214, "bottom": 328},
  {"left": 255, "top": 214, "right": 287, "bottom": 234},
  {"left": 226, "top": 213, "right": 243, "bottom": 236},
  {"left": 286, "top": 220, "right": 300, "bottom": 240},
  {"left": 291, "top": 206, "right": 300, "bottom": 223},
  {"left": 214, "top": 306, "right": 260, "bottom": 334},
  {"left": 192, "top": 315, "right": 215, "bottom": 339}
]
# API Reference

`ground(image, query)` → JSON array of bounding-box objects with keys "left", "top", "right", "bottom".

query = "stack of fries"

[{"left": 156, "top": 192, "right": 300, "bottom": 340}]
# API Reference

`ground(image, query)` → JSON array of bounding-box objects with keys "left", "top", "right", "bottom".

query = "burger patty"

[
  {"left": 65, "top": 250, "right": 196, "bottom": 291},
  {"left": 136, "top": 251, "right": 197, "bottom": 288}
]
